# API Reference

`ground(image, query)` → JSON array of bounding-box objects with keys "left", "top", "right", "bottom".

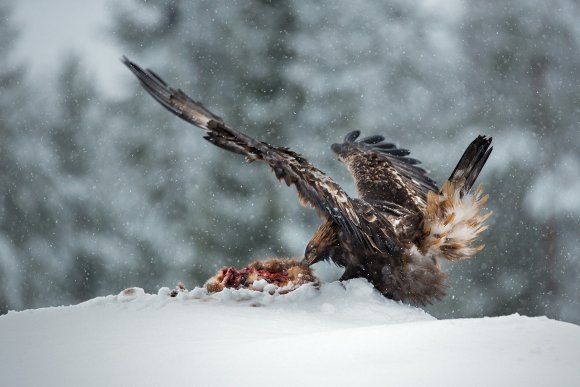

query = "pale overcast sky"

[{"left": 12, "top": 0, "right": 125, "bottom": 98}]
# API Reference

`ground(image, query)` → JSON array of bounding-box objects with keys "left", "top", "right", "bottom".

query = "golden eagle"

[{"left": 123, "top": 57, "right": 492, "bottom": 305}]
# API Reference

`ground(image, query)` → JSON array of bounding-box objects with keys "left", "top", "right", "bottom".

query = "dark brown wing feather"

[
  {"left": 331, "top": 131, "right": 438, "bottom": 212},
  {"left": 122, "top": 56, "right": 401, "bottom": 255},
  {"left": 447, "top": 135, "right": 493, "bottom": 197}
]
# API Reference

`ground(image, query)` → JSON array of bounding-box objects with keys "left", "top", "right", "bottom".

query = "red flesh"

[{"left": 219, "top": 266, "right": 291, "bottom": 288}]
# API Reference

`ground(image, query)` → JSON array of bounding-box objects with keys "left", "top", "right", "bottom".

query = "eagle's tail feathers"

[
  {"left": 419, "top": 135, "right": 493, "bottom": 261},
  {"left": 447, "top": 135, "right": 493, "bottom": 197},
  {"left": 420, "top": 181, "right": 491, "bottom": 261}
]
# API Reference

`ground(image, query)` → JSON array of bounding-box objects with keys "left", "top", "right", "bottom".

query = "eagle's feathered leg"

[
  {"left": 339, "top": 262, "right": 366, "bottom": 281},
  {"left": 382, "top": 251, "right": 448, "bottom": 305},
  {"left": 418, "top": 136, "right": 493, "bottom": 261}
]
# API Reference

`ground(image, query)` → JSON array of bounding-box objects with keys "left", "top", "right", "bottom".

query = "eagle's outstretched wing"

[
  {"left": 331, "top": 131, "right": 438, "bottom": 213},
  {"left": 122, "top": 56, "right": 399, "bottom": 255}
]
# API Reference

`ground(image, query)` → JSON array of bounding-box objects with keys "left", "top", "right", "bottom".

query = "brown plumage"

[{"left": 123, "top": 57, "right": 493, "bottom": 305}]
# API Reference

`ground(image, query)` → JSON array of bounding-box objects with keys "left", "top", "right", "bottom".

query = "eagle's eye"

[{"left": 306, "top": 245, "right": 317, "bottom": 257}]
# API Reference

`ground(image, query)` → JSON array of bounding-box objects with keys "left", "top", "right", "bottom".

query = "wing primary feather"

[
  {"left": 359, "top": 135, "right": 385, "bottom": 144},
  {"left": 122, "top": 56, "right": 223, "bottom": 128},
  {"left": 373, "top": 142, "right": 396, "bottom": 149},
  {"left": 332, "top": 131, "right": 439, "bottom": 209},
  {"left": 382, "top": 148, "right": 411, "bottom": 156},
  {"left": 203, "top": 134, "right": 250, "bottom": 156},
  {"left": 390, "top": 156, "right": 420, "bottom": 165},
  {"left": 344, "top": 130, "right": 361, "bottom": 142},
  {"left": 144, "top": 68, "right": 170, "bottom": 88}
]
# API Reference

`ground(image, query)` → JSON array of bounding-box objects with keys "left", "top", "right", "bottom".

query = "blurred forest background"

[{"left": 1, "top": 0, "right": 579, "bottom": 323}]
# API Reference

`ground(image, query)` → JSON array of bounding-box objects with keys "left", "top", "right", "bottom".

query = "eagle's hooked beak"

[
  {"left": 301, "top": 253, "right": 316, "bottom": 266},
  {"left": 302, "top": 247, "right": 335, "bottom": 267}
]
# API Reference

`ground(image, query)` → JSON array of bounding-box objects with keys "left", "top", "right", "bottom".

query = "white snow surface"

[{"left": 1, "top": 279, "right": 578, "bottom": 387}]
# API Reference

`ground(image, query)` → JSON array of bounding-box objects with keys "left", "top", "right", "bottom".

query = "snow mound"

[
  {"left": 84, "top": 278, "right": 433, "bottom": 326},
  {"left": 1, "top": 279, "right": 579, "bottom": 387}
]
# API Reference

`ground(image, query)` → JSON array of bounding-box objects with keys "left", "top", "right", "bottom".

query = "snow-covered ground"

[{"left": 1, "top": 279, "right": 578, "bottom": 387}]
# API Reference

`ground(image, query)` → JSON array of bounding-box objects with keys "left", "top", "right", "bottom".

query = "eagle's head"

[{"left": 303, "top": 220, "right": 341, "bottom": 266}]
